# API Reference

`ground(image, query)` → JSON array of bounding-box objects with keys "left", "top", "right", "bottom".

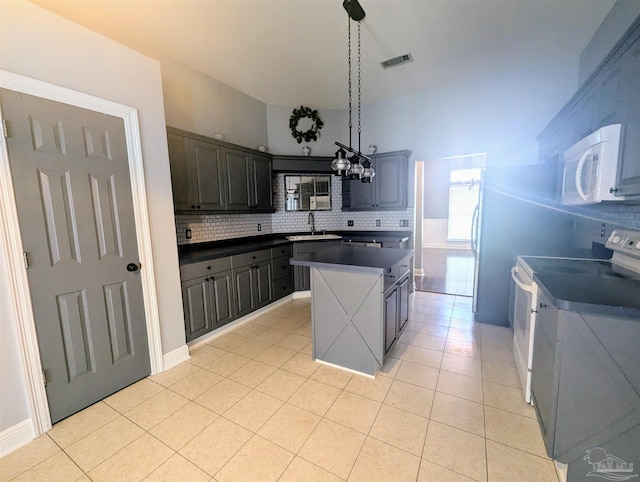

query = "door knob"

[{"left": 126, "top": 263, "right": 140, "bottom": 272}]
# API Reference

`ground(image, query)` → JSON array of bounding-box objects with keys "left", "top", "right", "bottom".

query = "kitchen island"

[{"left": 290, "top": 246, "right": 413, "bottom": 376}]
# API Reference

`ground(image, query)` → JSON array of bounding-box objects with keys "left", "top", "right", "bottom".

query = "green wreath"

[{"left": 289, "top": 105, "right": 323, "bottom": 143}]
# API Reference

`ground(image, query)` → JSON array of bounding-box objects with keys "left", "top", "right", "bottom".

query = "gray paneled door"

[{"left": 0, "top": 89, "right": 150, "bottom": 423}]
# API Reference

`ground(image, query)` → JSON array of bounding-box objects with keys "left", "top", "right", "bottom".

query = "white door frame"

[{"left": 0, "top": 70, "right": 163, "bottom": 437}]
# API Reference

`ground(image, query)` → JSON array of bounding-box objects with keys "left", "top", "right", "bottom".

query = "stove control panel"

[{"left": 607, "top": 229, "right": 640, "bottom": 257}]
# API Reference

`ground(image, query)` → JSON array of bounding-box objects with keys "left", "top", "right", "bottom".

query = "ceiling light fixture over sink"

[{"left": 331, "top": 0, "right": 375, "bottom": 183}]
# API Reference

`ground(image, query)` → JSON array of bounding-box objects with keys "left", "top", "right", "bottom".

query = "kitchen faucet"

[{"left": 308, "top": 212, "right": 315, "bottom": 235}]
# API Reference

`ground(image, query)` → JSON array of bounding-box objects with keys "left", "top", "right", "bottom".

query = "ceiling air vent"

[{"left": 380, "top": 53, "right": 413, "bottom": 70}]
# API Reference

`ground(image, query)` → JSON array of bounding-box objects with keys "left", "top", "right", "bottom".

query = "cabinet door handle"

[
  {"left": 207, "top": 266, "right": 212, "bottom": 270},
  {"left": 609, "top": 187, "right": 619, "bottom": 194},
  {"left": 539, "top": 302, "right": 547, "bottom": 310}
]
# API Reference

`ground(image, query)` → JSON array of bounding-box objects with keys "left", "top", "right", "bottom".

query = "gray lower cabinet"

[
  {"left": 231, "top": 249, "right": 273, "bottom": 318},
  {"left": 383, "top": 284, "right": 398, "bottom": 353},
  {"left": 272, "top": 244, "right": 294, "bottom": 300},
  {"left": 530, "top": 290, "right": 640, "bottom": 465},
  {"left": 383, "top": 268, "right": 411, "bottom": 354},
  {"left": 181, "top": 245, "right": 296, "bottom": 343},
  {"left": 292, "top": 240, "right": 342, "bottom": 290},
  {"left": 167, "top": 126, "right": 274, "bottom": 213},
  {"left": 342, "top": 150, "right": 410, "bottom": 210},
  {"left": 181, "top": 259, "right": 234, "bottom": 342}
]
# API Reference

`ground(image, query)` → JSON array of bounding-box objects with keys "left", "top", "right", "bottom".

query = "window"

[{"left": 447, "top": 168, "right": 481, "bottom": 241}]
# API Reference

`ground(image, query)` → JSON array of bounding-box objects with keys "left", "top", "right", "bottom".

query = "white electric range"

[{"left": 511, "top": 228, "right": 640, "bottom": 403}]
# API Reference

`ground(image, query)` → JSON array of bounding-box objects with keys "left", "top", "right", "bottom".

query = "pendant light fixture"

[{"left": 331, "top": 0, "right": 375, "bottom": 183}]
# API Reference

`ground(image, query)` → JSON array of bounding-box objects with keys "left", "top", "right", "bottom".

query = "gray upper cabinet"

[
  {"left": 167, "top": 133, "right": 226, "bottom": 211},
  {"left": 192, "top": 141, "right": 226, "bottom": 211},
  {"left": 537, "top": 17, "right": 640, "bottom": 197},
  {"left": 251, "top": 155, "right": 274, "bottom": 210},
  {"left": 167, "top": 127, "right": 274, "bottom": 213},
  {"left": 617, "top": 38, "right": 640, "bottom": 196},
  {"left": 342, "top": 150, "right": 410, "bottom": 210},
  {"left": 224, "top": 149, "right": 252, "bottom": 210},
  {"left": 167, "top": 133, "right": 194, "bottom": 211}
]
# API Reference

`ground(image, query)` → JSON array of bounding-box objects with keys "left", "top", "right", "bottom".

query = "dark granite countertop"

[
  {"left": 290, "top": 246, "right": 414, "bottom": 275},
  {"left": 178, "top": 230, "right": 412, "bottom": 265},
  {"left": 178, "top": 235, "right": 290, "bottom": 265},
  {"left": 526, "top": 258, "right": 640, "bottom": 318}
]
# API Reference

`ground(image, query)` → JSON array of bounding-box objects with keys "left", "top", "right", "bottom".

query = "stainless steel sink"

[{"left": 286, "top": 234, "right": 342, "bottom": 241}]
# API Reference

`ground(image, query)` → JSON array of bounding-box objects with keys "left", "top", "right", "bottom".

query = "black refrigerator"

[{"left": 471, "top": 163, "right": 570, "bottom": 326}]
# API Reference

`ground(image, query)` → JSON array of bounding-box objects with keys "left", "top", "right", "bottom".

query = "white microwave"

[{"left": 561, "top": 124, "right": 624, "bottom": 205}]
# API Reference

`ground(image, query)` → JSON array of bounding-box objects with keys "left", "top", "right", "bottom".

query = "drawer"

[
  {"left": 231, "top": 248, "right": 271, "bottom": 269},
  {"left": 180, "top": 256, "right": 231, "bottom": 281},
  {"left": 273, "top": 276, "right": 294, "bottom": 299},
  {"left": 384, "top": 259, "right": 411, "bottom": 291},
  {"left": 272, "top": 256, "right": 293, "bottom": 280},
  {"left": 271, "top": 244, "right": 292, "bottom": 259},
  {"left": 396, "top": 259, "right": 411, "bottom": 278}
]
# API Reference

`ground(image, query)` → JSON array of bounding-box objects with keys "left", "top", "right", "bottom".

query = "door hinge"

[
  {"left": 2, "top": 120, "right": 7, "bottom": 138},
  {"left": 42, "top": 368, "right": 47, "bottom": 386},
  {"left": 23, "top": 252, "right": 29, "bottom": 270}
]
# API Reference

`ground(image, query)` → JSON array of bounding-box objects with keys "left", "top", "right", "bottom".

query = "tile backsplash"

[
  {"left": 570, "top": 201, "right": 640, "bottom": 250},
  {"left": 175, "top": 173, "right": 415, "bottom": 244}
]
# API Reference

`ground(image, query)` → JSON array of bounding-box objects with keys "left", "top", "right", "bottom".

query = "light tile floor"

[{"left": 0, "top": 292, "right": 559, "bottom": 482}]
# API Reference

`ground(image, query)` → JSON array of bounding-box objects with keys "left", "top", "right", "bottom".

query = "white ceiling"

[{"left": 31, "top": 0, "right": 615, "bottom": 110}]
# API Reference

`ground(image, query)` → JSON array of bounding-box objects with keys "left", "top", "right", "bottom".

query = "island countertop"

[{"left": 290, "top": 246, "right": 414, "bottom": 274}]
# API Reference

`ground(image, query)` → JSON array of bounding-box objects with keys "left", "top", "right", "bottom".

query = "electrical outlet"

[
  {"left": 600, "top": 223, "right": 606, "bottom": 237},
  {"left": 347, "top": 220, "right": 354, "bottom": 227},
  {"left": 258, "top": 223, "right": 262, "bottom": 231},
  {"left": 376, "top": 220, "right": 380, "bottom": 227},
  {"left": 400, "top": 220, "right": 409, "bottom": 227},
  {"left": 185, "top": 228, "right": 192, "bottom": 239}
]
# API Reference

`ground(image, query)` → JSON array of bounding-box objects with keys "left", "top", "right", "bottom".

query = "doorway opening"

[{"left": 417, "top": 154, "right": 485, "bottom": 297}]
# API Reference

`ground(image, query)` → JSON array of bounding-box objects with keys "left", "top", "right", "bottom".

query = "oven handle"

[{"left": 511, "top": 266, "right": 533, "bottom": 293}]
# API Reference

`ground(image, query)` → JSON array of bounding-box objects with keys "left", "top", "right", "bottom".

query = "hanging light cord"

[
  {"left": 347, "top": 6, "right": 353, "bottom": 150},
  {"left": 357, "top": 21, "right": 362, "bottom": 154}
]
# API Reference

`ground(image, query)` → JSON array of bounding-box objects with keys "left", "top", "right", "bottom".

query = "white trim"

[
  {"left": 162, "top": 345, "right": 190, "bottom": 371},
  {"left": 0, "top": 419, "right": 34, "bottom": 458},
  {"left": 292, "top": 290, "right": 311, "bottom": 299},
  {"left": 0, "top": 70, "right": 163, "bottom": 436},
  {"left": 315, "top": 359, "right": 376, "bottom": 379},
  {"left": 422, "top": 242, "right": 472, "bottom": 250}
]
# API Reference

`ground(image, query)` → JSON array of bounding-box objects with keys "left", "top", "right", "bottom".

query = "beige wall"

[
  {"left": 161, "top": 55, "right": 268, "bottom": 149},
  {"left": 0, "top": 1, "right": 185, "bottom": 432}
]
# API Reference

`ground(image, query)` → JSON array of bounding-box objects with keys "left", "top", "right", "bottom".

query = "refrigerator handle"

[{"left": 470, "top": 204, "right": 480, "bottom": 257}]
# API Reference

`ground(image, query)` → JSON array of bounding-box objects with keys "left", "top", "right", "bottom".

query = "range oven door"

[{"left": 511, "top": 264, "right": 537, "bottom": 403}]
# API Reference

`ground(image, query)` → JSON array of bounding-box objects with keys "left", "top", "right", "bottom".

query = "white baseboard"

[
  {"left": 554, "top": 460, "right": 568, "bottom": 482},
  {"left": 162, "top": 345, "right": 190, "bottom": 371},
  {"left": 0, "top": 419, "right": 34, "bottom": 457},
  {"left": 292, "top": 290, "right": 311, "bottom": 299},
  {"left": 422, "top": 242, "right": 472, "bottom": 250}
]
